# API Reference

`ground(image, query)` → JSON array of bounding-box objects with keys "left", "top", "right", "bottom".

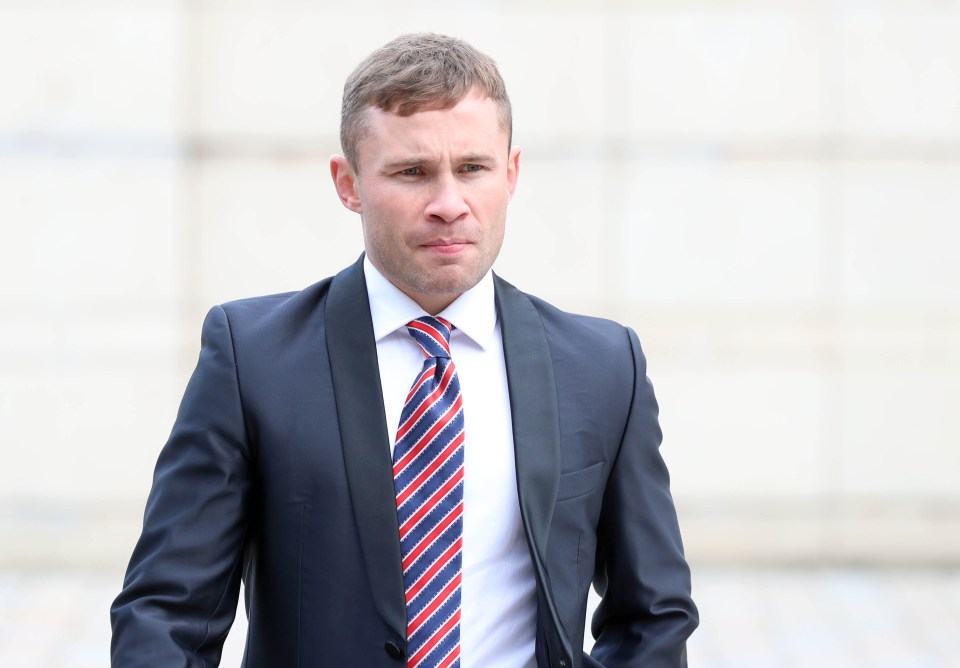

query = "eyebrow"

[
  {"left": 459, "top": 153, "right": 497, "bottom": 164},
  {"left": 380, "top": 153, "right": 498, "bottom": 172},
  {"left": 380, "top": 156, "right": 430, "bottom": 172}
]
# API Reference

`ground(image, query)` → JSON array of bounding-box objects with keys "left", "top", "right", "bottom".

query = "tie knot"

[{"left": 407, "top": 316, "right": 453, "bottom": 359}]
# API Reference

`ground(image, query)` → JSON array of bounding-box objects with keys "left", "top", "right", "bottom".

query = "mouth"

[{"left": 421, "top": 240, "right": 471, "bottom": 254}]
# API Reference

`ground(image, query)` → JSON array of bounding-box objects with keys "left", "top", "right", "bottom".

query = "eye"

[
  {"left": 398, "top": 167, "right": 423, "bottom": 176},
  {"left": 461, "top": 164, "right": 484, "bottom": 173}
]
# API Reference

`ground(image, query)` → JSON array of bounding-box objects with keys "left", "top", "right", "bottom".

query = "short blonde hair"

[{"left": 340, "top": 33, "right": 512, "bottom": 171}]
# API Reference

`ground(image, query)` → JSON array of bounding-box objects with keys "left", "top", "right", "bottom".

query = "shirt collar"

[{"left": 363, "top": 256, "right": 498, "bottom": 350}]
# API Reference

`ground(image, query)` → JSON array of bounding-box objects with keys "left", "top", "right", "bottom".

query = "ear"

[
  {"left": 506, "top": 146, "right": 521, "bottom": 202},
  {"left": 330, "top": 155, "right": 362, "bottom": 213}
]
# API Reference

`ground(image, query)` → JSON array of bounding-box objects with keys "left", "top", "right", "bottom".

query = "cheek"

[
  {"left": 485, "top": 196, "right": 510, "bottom": 233},
  {"left": 372, "top": 191, "right": 418, "bottom": 224},
  {"left": 363, "top": 199, "right": 412, "bottom": 248}
]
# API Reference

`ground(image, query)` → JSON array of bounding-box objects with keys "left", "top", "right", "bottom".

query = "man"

[{"left": 111, "top": 33, "right": 697, "bottom": 668}]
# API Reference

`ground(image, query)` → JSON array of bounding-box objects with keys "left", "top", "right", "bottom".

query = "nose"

[{"left": 424, "top": 174, "right": 469, "bottom": 223}]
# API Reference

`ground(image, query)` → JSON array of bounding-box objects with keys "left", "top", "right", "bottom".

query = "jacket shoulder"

[
  {"left": 214, "top": 276, "right": 335, "bottom": 334},
  {"left": 514, "top": 288, "right": 636, "bottom": 356}
]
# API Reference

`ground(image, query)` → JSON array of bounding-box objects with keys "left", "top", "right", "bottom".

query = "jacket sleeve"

[
  {"left": 111, "top": 305, "right": 252, "bottom": 667},
  {"left": 589, "top": 327, "right": 699, "bottom": 667}
]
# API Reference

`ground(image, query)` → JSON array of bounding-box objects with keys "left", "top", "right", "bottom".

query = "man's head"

[
  {"left": 331, "top": 34, "right": 521, "bottom": 315},
  {"left": 339, "top": 33, "right": 512, "bottom": 173}
]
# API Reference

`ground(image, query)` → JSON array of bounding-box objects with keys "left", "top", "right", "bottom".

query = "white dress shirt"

[{"left": 363, "top": 258, "right": 537, "bottom": 668}]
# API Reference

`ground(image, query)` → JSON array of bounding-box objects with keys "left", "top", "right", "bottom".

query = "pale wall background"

[{"left": 2, "top": 0, "right": 959, "bottom": 580}]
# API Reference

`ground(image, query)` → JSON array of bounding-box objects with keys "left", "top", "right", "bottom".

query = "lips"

[
  {"left": 422, "top": 240, "right": 471, "bottom": 255},
  {"left": 422, "top": 239, "right": 470, "bottom": 247}
]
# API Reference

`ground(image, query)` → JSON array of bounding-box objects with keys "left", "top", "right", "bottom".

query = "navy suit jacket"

[{"left": 111, "top": 257, "right": 697, "bottom": 667}]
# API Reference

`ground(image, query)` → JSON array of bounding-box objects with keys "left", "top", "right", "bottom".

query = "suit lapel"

[
  {"left": 496, "top": 275, "right": 575, "bottom": 662},
  {"left": 494, "top": 276, "right": 561, "bottom": 571},
  {"left": 325, "top": 258, "right": 406, "bottom": 639}
]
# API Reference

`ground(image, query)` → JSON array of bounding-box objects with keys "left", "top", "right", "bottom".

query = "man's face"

[{"left": 331, "top": 90, "right": 521, "bottom": 314}]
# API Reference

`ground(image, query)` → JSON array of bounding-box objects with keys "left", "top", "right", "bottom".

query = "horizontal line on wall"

[
  {"left": 4, "top": 133, "right": 960, "bottom": 163},
  {"left": 678, "top": 496, "right": 960, "bottom": 519},
  {"left": 4, "top": 296, "right": 958, "bottom": 322}
]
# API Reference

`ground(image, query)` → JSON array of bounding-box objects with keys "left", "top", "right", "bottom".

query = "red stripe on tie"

[
  {"left": 408, "top": 606, "right": 461, "bottom": 668},
  {"left": 403, "top": 363, "right": 436, "bottom": 405},
  {"left": 394, "top": 361, "right": 457, "bottom": 445},
  {"left": 408, "top": 319, "right": 452, "bottom": 353},
  {"left": 393, "top": 391, "right": 462, "bottom": 478},
  {"left": 435, "top": 645, "right": 460, "bottom": 668},
  {"left": 399, "top": 466, "right": 464, "bottom": 542},
  {"left": 407, "top": 570, "right": 462, "bottom": 637},
  {"left": 395, "top": 360, "right": 456, "bottom": 446},
  {"left": 396, "top": 430, "right": 465, "bottom": 508},
  {"left": 405, "top": 535, "right": 463, "bottom": 604},
  {"left": 402, "top": 498, "right": 463, "bottom": 571}
]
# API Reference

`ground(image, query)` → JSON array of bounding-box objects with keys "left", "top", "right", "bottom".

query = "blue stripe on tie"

[
  {"left": 405, "top": 521, "right": 463, "bottom": 607},
  {"left": 409, "top": 587, "right": 461, "bottom": 663},
  {"left": 394, "top": 420, "right": 464, "bottom": 497},
  {"left": 400, "top": 477, "right": 463, "bottom": 554}
]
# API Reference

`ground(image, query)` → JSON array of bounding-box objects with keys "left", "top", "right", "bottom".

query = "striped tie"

[{"left": 393, "top": 316, "right": 464, "bottom": 668}]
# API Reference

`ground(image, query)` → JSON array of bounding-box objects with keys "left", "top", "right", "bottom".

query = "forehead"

[{"left": 358, "top": 92, "right": 508, "bottom": 162}]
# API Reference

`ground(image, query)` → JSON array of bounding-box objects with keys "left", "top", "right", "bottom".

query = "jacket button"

[
  {"left": 384, "top": 641, "right": 404, "bottom": 659},
  {"left": 559, "top": 660, "right": 567, "bottom": 667}
]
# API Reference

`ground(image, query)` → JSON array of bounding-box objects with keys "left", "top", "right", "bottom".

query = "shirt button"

[{"left": 384, "top": 641, "right": 404, "bottom": 659}]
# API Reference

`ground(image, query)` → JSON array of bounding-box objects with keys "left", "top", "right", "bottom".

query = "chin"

[{"left": 414, "top": 272, "right": 480, "bottom": 297}]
